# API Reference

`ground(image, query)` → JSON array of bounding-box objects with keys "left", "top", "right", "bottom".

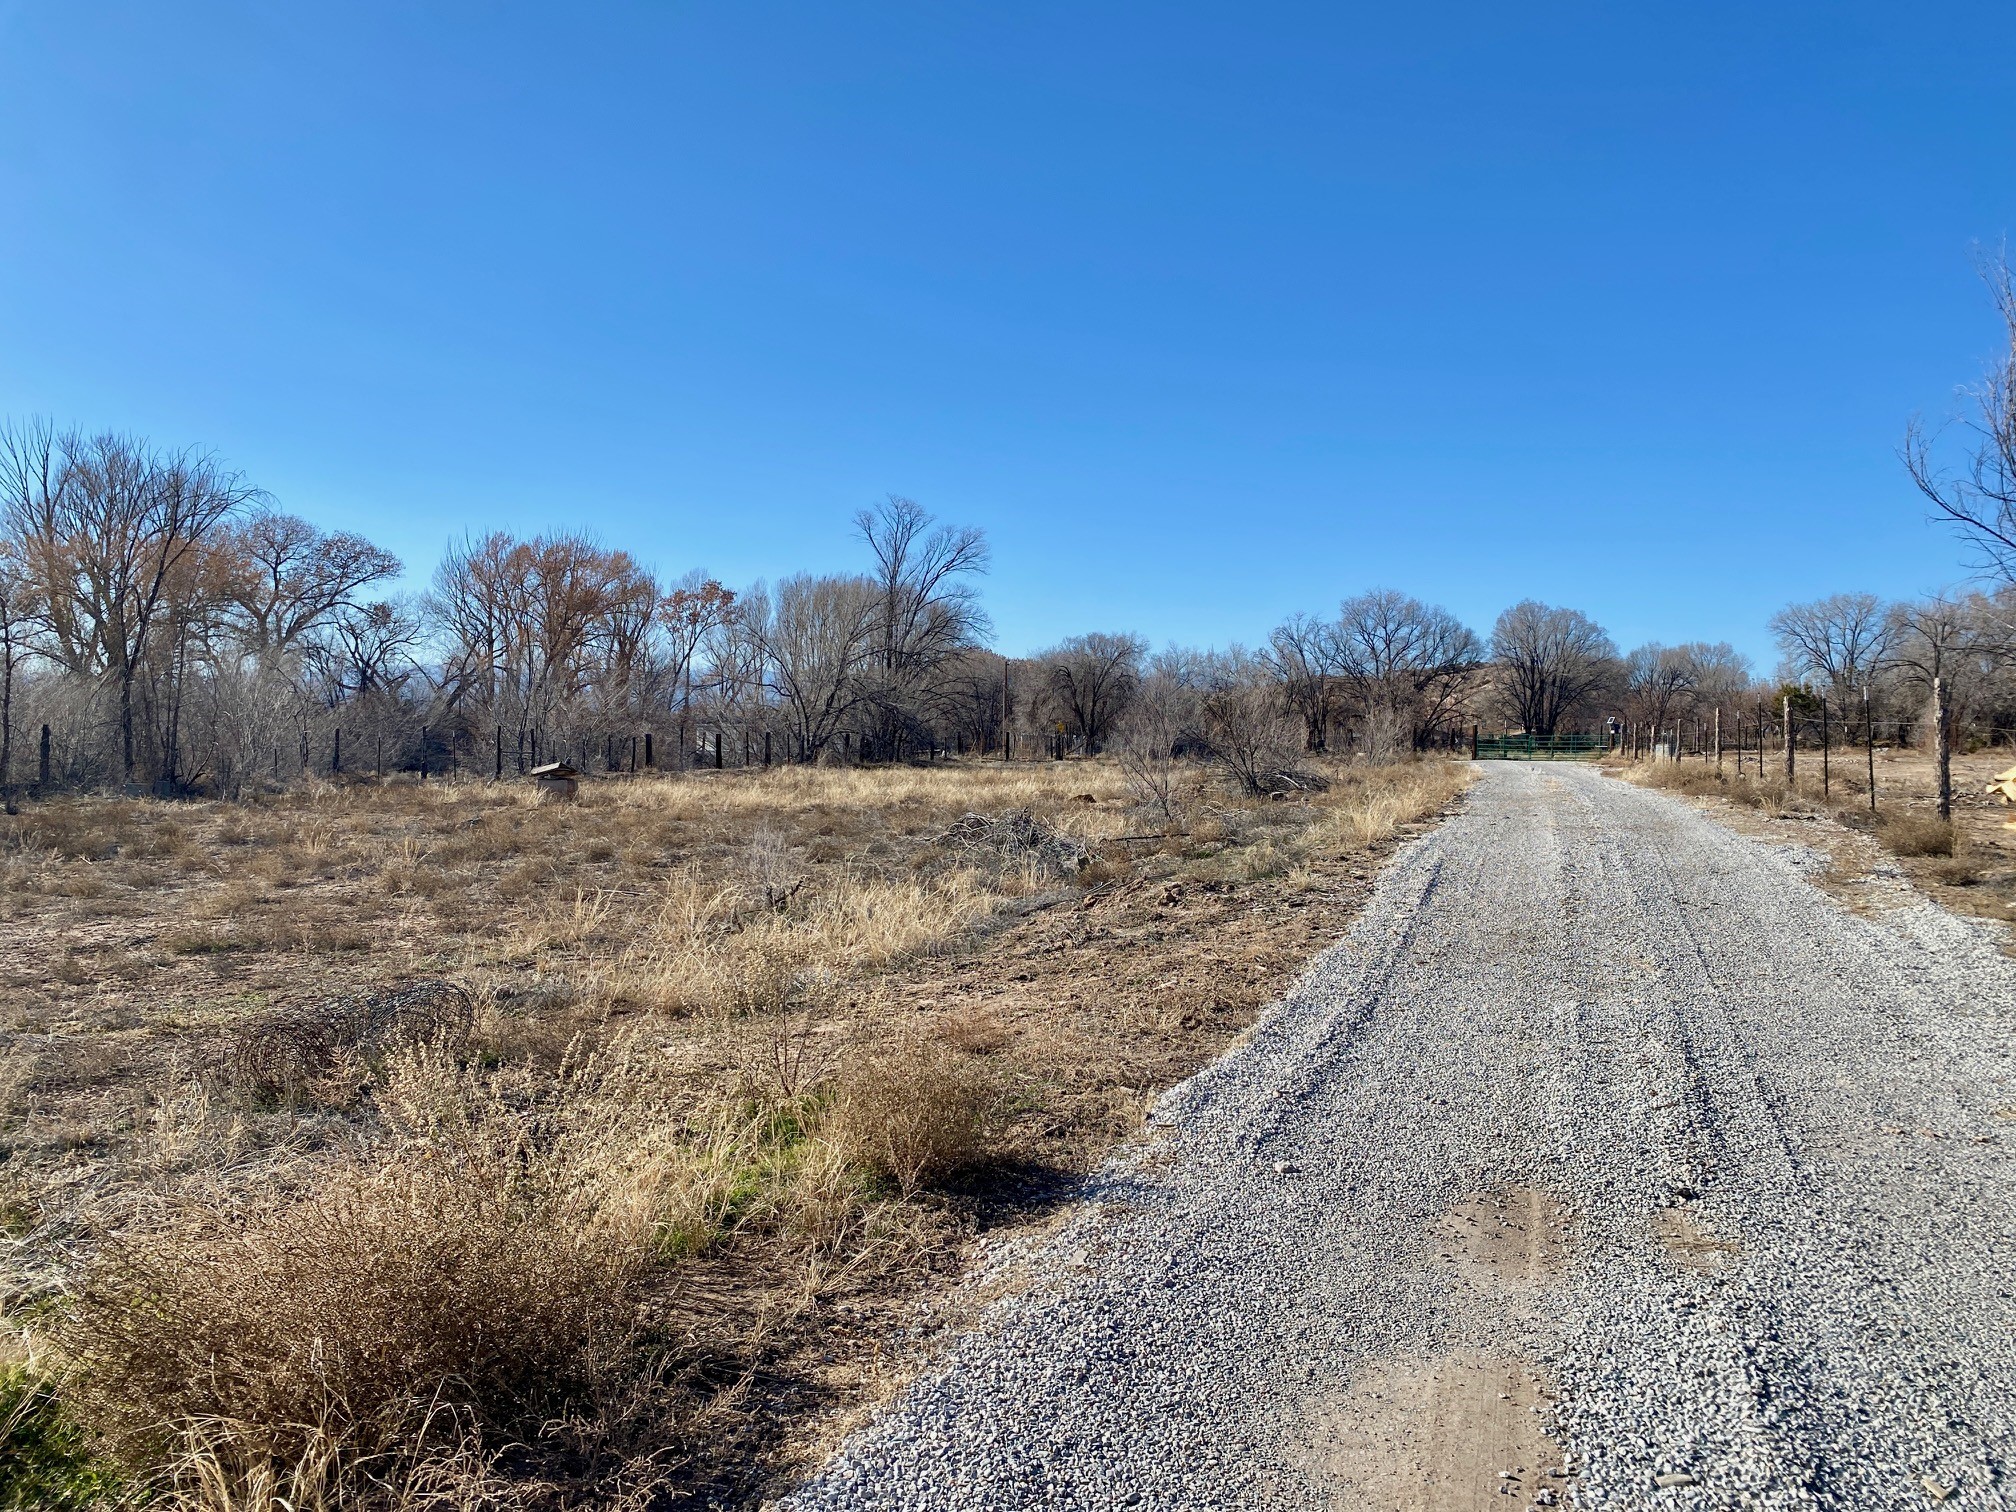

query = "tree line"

[{"left": 2, "top": 252, "right": 2012, "bottom": 800}]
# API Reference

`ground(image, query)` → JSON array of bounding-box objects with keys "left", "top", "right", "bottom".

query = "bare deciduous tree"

[
  {"left": 0, "top": 537, "right": 42, "bottom": 797},
  {"left": 1264, "top": 612, "right": 1340, "bottom": 752},
  {"left": 1906, "top": 251, "right": 2016, "bottom": 580},
  {"left": 2, "top": 425, "right": 257, "bottom": 781},
  {"left": 1332, "top": 590, "right": 1480, "bottom": 759},
  {"left": 744, "top": 575, "right": 882, "bottom": 760},
  {"left": 1490, "top": 601, "right": 1617, "bottom": 738},
  {"left": 1038, "top": 632, "right": 1147, "bottom": 751},
  {"left": 1194, "top": 651, "right": 1304, "bottom": 794},
  {"left": 1769, "top": 593, "right": 1893, "bottom": 698},
  {"left": 223, "top": 508, "right": 401, "bottom": 656},
  {"left": 855, "top": 496, "right": 989, "bottom": 751}
]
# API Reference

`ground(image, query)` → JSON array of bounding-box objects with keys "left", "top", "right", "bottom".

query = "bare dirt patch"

[
  {"left": 1437, "top": 1187, "right": 1572, "bottom": 1289},
  {"left": 1302, "top": 1350, "right": 1569, "bottom": 1511},
  {"left": 1655, "top": 1207, "right": 1740, "bottom": 1274}
]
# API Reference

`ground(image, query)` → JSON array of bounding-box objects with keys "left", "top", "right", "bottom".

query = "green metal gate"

[{"left": 1472, "top": 732, "right": 1611, "bottom": 761}]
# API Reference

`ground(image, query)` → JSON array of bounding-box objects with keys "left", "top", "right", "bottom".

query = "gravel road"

[{"left": 786, "top": 764, "right": 2016, "bottom": 1510}]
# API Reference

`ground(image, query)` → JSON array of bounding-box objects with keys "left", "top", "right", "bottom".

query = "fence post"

[
  {"left": 714, "top": 731, "right": 723, "bottom": 769},
  {"left": 1783, "top": 694, "right": 1794, "bottom": 784},
  {"left": 495, "top": 725, "right": 504, "bottom": 780},
  {"left": 630, "top": 735, "right": 638, "bottom": 773},
  {"left": 764, "top": 731, "right": 772, "bottom": 767},
  {"left": 1865, "top": 687, "right": 1876, "bottom": 811},
  {"left": 38, "top": 723, "right": 51, "bottom": 790},
  {"left": 1934, "top": 675, "right": 1952, "bottom": 821},
  {"left": 1470, "top": 724, "right": 1478, "bottom": 759},
  {"left": 1713, "top": 708, "right": 1722, "bottom": 771},
  {"left": 1820, "top": 696, "right": 1829, "bottom": 799},
  {"left": 332, "top": 728, "right": 342, "bottom": 776}
]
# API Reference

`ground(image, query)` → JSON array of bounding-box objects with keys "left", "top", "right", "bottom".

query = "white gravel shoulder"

[{"left": 785, "top": 764, "right": 2016, "bottom": 1511}]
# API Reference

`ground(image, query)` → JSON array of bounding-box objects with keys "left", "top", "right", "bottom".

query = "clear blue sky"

[{"left": 2, "top": 3, "right": 2012, "bottom": 667}]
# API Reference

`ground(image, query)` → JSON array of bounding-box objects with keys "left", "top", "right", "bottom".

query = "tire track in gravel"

[{"left": 785, "top": 764, "right": 2016, "bottom": 1511}]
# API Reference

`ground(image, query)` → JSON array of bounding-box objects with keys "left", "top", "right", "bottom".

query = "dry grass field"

[{"left": 0, "top": 754, "right": 1469, "bottom": 1510}]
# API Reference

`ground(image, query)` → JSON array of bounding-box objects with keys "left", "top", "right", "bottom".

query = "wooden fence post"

[
  {"left": 1865, "top": 687, "right": 1876, "bottom": 811},
  {"left": 1713, "top": 708, "right": 1722, "bottom": 771},
  {"left": 1820, "top": 696, "right": 1829, "bottom": 799},
  {"left": 1783, "top": 695, "right": 1795, "bottom": 784},
  {"left": 39, "top": 723, "right": 51, "bottom": 790},
  {"left": 332, "top": 728, "right": 342, "bottom": 776}
]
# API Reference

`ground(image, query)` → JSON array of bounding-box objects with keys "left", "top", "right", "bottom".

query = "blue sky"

[{"left": 1, "top": 2, "right": 2012, "bottom": 667}]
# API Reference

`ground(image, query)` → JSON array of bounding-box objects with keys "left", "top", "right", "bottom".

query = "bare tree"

[
  {"left": 1038, "top": 632, "right": 1146, "bottom": 751},
  {"left": 854, "top": 496, "right": 989, "bottom": 751},
  {"left": 222, "top": 508, "right": 401, "bottom": 656},
  {"left": 1887, "top": 595, "right": 1978, "bottom": 691},
  {"left": 1115, "top": 649, "right": 1210, "bottom": 823},
  {"left": 744, "top": 575, "right": 881, "bottom": 760},
  {"left": 1623, "top": 643, "right": 1697, "bottom": 730},
  {"left": 0, "top": 538, "right": 43, "bottom": 796},
  {"left": 1264, "top": 612, "right": 1341, "bottom": 751},
  {"left": 2, "top": 426, "right": 255, "bottom": 781},
  {"left": 1490, "top": 601, "right": 1618, "bottom": 737},
  {"left": 1194, "top": 650, "right": 1304, "bottom": 794},
  {"left": 1332, "top": 590, "right": 1481, "bottom": 759},
  {"left": 1905, "top": 251, "right": 2016, "bottom": 579},
  {"left": 1769, "top": 593, "right": 1893, "bottom": 698}
]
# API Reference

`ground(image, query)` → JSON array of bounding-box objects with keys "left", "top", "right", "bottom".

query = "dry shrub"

[
  {"left": 1928, "top": 854, "right": 1984, "bottom": 886},
  {"left": 827, "top": 1040, "right": 997, "bottom": 1194},
  {"left": 1880, "top": 812, "right": 1958, "bottom": 857},
  {"left": 61, "top": 1038, "right": 713, "bottom": 1498},
  {"left": 938, "top": 1006, "right": 1010, "bottom": 1055},
  {"left": 1638, "top": 762, "right": 1730, "bottom": 797},
  {"left": 226, "top": 983, "right": 475, "bottom": 1102},
  {"left": 66, "top": 1150, "right": 642, "bottom": 1471}
]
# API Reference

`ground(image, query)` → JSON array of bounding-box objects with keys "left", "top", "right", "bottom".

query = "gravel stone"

[{"left": 787, "top": 765, "right": 2016, "bottom": 1510}]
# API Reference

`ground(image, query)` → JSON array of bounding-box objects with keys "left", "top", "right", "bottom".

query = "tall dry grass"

[{"left": 7, "top": 753, "right": 1469, "bottom": 1507}]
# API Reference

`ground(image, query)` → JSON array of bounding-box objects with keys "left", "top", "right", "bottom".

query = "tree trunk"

[{"left": 1934, "top": 676, "right": 1952, "bottom": 821}]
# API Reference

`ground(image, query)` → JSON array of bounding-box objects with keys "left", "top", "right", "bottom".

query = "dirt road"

[{"left": 786, "top": 764, "right": 2016, "bottom": 1510}]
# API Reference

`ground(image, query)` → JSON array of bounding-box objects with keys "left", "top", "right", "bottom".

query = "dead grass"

[
  {"left": 827, "top": 1038, "right": 1000, "bottom": 1195},
  {"left": 0, "top": 754, "right": 1470, "bottom": 1508},
  {"left": 1876, "top": 812, "right": 1958, "bottom": 857}
]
